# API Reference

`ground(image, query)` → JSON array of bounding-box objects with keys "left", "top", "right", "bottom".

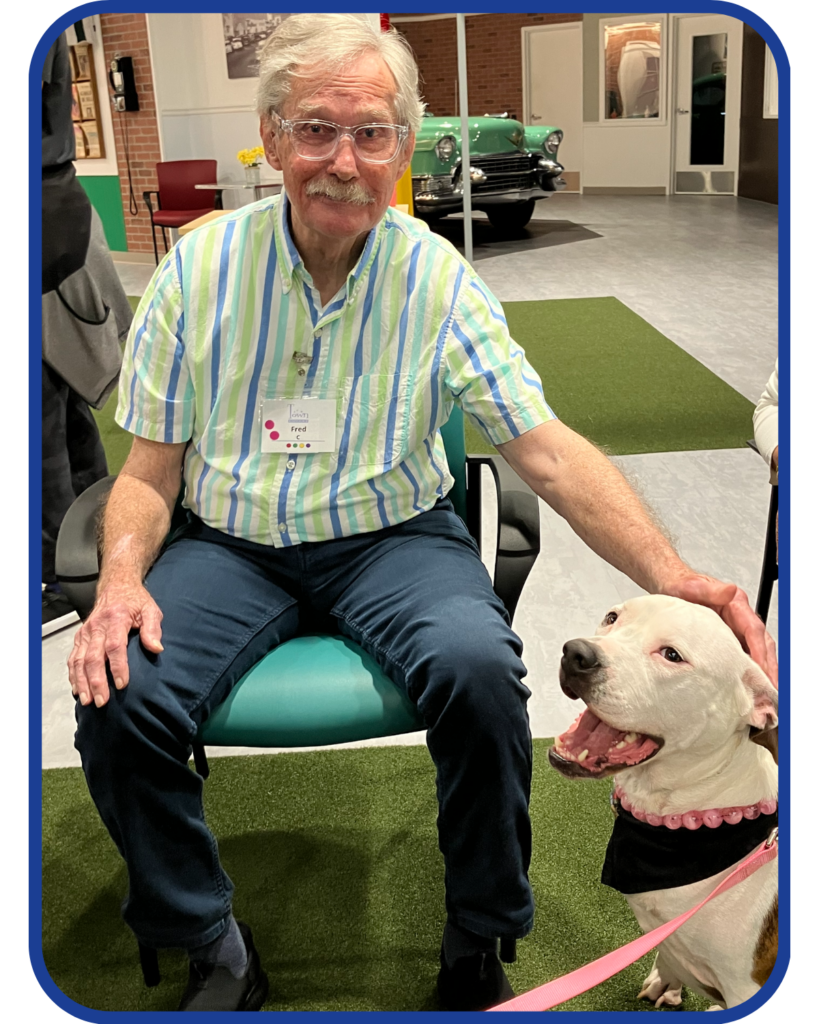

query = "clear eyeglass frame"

[{"left": 273, "top": 114, "right": 409, "bottom": 164}]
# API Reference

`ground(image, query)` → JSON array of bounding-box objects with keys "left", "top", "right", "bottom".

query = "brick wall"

[
  {"left": 99, "top": 13, "right": 163, "bottom": 253},
  {"left": 394, "top": 13, "right": 582, "bottom": 121}
]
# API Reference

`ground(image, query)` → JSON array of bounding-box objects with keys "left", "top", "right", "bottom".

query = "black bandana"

[{"left": 602, "top": 803, "right": 778, "bottom": 894}]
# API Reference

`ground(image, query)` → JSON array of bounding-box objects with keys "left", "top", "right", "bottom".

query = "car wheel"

[{"left": 486, "top": 200, "right": 536, "bottom": 231}]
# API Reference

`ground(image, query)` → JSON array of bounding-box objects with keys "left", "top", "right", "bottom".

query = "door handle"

[
  {"left": 676, "top": 108, "right": 690, "bottom": 114},
  {"left": 531, "top": 113, "right": 542, "bottom": 120}
]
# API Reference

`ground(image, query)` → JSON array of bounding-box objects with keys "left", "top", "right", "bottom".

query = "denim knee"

[
  {"left": 409, "top": 611, "right": 530, "bottom": 729},
  {"left": 75, "top": 651, "right": 193, "bottom": 779}
]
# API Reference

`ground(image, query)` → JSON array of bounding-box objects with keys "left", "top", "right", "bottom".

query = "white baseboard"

[{"left": 111, "top": 251, "right": 157, "bottom": 266}]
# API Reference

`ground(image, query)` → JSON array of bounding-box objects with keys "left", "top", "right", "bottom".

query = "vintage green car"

[{"left": 411, "top": 112, "right": 565, "bottom": 229}]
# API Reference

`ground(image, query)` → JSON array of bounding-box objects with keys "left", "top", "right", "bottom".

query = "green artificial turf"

[
  {"left": 464, "top": 297, "right": 755, "bottom": 458},
  {"left": 41, "top": 740, "right": 709, "bottom": 1012},
  {"left": 91, "top": 390, "right": 133, "bottom": 476}
]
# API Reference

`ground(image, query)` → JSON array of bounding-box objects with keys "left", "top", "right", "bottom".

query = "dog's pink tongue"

[
  {"left": 563, "top": 709, "right": 624, "bottom": 755},
  {"left": 556, "top": 709, "right": 659, "bottom": 769}
]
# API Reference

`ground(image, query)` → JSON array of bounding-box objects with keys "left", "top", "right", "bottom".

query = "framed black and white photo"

[{"left": 222, "top": 14, "right": 290, "bottom": 80}]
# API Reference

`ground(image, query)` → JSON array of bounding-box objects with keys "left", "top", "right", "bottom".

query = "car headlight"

[
  {"left": 543, "top": 131, "right": 563, "bottom": 155},
  {"left": 434, "top": 135, "right": 457, "bottom": 162}
]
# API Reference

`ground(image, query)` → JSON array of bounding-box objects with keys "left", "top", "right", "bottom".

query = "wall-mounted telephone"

[{"left": 108, "top": 55, "right": 139, "bottom": 112}]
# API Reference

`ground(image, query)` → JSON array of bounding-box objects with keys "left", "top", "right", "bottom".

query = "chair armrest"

[
  {"left": 55, "top": 476, "right": 116, "bottom": 619},
  {"left": 467, "top": 455, "right": 540, "bottom": 622},
  {"left": 143, "top": 190, "right": 160, "bottom": 215}
]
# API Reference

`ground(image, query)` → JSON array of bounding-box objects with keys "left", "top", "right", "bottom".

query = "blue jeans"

[{"left": 75, "top": 499, "right": 534, "bottom": 949}]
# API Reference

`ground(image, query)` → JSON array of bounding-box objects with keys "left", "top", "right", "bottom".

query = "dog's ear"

[{"left": 742, "top": 663, "right": 778, "bottom": 764}]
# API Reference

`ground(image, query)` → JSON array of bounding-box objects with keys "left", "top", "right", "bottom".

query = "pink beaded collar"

[{"left": 613, "top": 784, "right": 777, "bottom": 830}]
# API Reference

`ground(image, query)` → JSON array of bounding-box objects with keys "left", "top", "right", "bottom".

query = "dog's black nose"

[{"left": 562, "top": 639, "right": 601, "bottom": 674}]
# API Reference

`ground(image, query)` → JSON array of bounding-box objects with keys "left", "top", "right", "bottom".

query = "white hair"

[{"left": 256, "top": 13, "right": 424, "bottom": 131}]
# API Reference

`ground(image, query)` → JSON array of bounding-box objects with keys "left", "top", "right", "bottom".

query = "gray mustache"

[{"left": 305, "top": 179, "right": 375, "bottom": 206}]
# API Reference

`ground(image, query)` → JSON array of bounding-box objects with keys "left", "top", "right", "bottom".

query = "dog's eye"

[
  {"left": 603, "top": 611, "right": 618, "bottom": 626},
  {"left": 660, "top": 647, "right": 684, "bottom": 663}
]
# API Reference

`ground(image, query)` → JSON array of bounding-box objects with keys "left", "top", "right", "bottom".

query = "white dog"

[{"left": 549, "top": 595, "right": 778, "bottom": 1010}]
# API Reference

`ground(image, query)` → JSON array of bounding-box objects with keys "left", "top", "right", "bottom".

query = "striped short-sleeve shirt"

[{"left": 117, "top": 192, "right": 556, "bottom": 547}]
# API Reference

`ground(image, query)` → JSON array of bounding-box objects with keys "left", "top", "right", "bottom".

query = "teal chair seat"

[{"left": 198, "top": 634, "right": 421, "bottom": 747}]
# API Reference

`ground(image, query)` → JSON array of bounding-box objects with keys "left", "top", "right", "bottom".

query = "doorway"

[
  {"left": 673, "top": 14, "right": 743, "bottom": 194},
  {"left": 522, "top": 22, "right": 582, "bottom": 192}
]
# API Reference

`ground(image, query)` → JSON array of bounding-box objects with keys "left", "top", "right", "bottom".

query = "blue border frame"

[{"left": 31, "top": 3, "right": 789, "bottom": 1020}]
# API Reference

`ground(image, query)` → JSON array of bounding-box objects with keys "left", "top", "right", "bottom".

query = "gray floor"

[
  {"left": 42, "top": 195, "right": 779, "bottom": 768},
  {"left": 112, "top": 259, "right": 157, "bottom": 298}
]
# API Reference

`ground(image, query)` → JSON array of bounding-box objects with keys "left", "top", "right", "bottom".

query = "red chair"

[{"left": 143, "top": 160, "right": 218, "bottom": 264}]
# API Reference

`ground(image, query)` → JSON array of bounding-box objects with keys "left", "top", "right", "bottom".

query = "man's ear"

[
  {"left": 260, "top": 115, "right": 283, "bottom": 171},
  {"left": 742, "top": 662, "right": 778, "bottom": 763},
  {"left": 395, "top": 130, "right": 415, "bottom": 180}
]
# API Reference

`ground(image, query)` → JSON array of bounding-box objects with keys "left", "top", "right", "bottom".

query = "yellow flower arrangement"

[{"left": 237, "top": 146, "right": 265, "bottom": 167}]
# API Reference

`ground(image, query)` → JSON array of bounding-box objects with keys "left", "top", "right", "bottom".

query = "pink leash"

[{"left": 487, "top": 828, "right": 779, "bottom": 1012}]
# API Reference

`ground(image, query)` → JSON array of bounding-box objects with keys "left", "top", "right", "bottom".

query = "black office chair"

[
  {"left": 55, "top": 406, "right": 539, "bottom": 985},
  {"left": 747, "top": 439, "right": 778, "bottom": 624}
]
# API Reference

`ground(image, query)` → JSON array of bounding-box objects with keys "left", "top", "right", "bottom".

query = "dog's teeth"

[
  {"left": 578, "top": 749, "right": 589, "bottom": 762},
  {"left": 615, "top": 741, "right": 627, "bottom": 749},
  {"left": 624, "top": 733, "right": 637, "bottom": 743}
]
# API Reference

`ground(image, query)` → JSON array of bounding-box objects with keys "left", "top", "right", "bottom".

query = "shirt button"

[
  {"left": 297, "top": 368, "right": 306, "bottom": 376},
  {"left": 286, "top": 459, "right": 296, "bottom": 471},
  {"left": 278, "top": 523, "right": 287, "bottom": 534}
]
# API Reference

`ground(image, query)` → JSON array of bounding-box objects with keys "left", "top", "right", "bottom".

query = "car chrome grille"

[
  {"left": 469, "top": 154, "right": 538, "bottom": 194},
  {"left": 412, "top": 176, "right": 454, "bottom": 197},
  {"left": 471, "top": 154, "right": 534, "bottom": 176},
  {"left": 474, "top": 173, "right": 535, "bottom": 193}
]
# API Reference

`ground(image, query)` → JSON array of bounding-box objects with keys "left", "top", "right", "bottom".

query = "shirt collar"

[{"left": 274, "top": 189, "right": 387, "bottom": 300}]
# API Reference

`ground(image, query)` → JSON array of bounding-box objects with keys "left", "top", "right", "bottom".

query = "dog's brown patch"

[
  {"left": 751, "top": 895, "right": 778, "bottom": 987},
  {"left": 701, "top": 983, "right": 725, "bottom": 1005},
  {"left": 750, "top": 726, "right": 778, "bottom": 764}
]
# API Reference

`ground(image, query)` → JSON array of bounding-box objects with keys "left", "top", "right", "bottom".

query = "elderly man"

[{"left": 70, "top": 13, "right": 775, "bottom": 1013}]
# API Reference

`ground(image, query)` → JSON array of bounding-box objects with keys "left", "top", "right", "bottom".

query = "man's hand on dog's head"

[{"left": 660, "top": 574, "right": 778, "bottom": 688}]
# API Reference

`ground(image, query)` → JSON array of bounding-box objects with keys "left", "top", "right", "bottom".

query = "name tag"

[{"left": 261, "top": 399, "right": 337, "bottom": 453}]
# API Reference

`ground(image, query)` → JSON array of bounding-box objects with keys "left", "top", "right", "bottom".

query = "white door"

[
  {"left": 523, "top": 23, "right": 582, "bottom": 192},
  {"left": 673, "top": 14, "right": 743, "bottom": 194}
]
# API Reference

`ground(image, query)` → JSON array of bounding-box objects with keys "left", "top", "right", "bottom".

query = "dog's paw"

[
  {"left": 638, "top": 966, "right": 683, "bottom": 1008},
  {"left": 653, "top": 988, "right": 683, "bottom": 1009}
]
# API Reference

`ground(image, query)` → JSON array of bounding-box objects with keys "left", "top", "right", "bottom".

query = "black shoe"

[
  {"left": 42, "top": 586, "right": 78, "bottom": 636},
  {"left": 437, "top": 947, "right": 514, "bottom": 1011},
  {"left": 178, "top": 921, "right": 269, "bottom": 1011}
]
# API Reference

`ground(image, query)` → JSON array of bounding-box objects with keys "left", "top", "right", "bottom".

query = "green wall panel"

[{"left": 77, "top": 176, "right": 128, "bottom": 252}]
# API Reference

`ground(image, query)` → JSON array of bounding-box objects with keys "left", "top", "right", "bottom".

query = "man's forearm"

[
  {"left": 541, "top": 453, "right": 687, "bottom": 594},
  {"left": 499, "top": 421, "right": 689, "bottom": 595},
  {"left": 96, "top": 437, "right": 186, "bottom": 593},
  {"left": 97, "top": 473, "right": 174, "bottom": 592}
]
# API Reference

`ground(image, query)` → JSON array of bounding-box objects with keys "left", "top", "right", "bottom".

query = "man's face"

[{"left": 261, "top": 51, "right": 414, "bottom": 249}]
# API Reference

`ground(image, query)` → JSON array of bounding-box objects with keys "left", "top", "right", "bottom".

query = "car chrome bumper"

[{"left": 412, "top": 160, "right": 565, "bottom": 213}]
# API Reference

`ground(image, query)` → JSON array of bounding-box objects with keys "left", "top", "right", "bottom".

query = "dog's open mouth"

[{"left": 549, "top": 708, "right": 662, "bottom": 778}]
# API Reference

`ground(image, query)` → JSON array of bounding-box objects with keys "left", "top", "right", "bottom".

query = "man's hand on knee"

[{"left": 68, "top": 584, "right": 164, "bottom": 707}]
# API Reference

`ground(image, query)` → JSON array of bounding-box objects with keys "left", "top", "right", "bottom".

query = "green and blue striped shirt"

[{"left": 117, "top": 193, "right": 555, "bottom": 546}]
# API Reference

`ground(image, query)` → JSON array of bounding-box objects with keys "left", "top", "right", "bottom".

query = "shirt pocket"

[{"left": 335, "top": 372, "right": 414, "bottom": 472}]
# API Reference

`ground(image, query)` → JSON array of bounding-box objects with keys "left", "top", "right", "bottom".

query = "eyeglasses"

[{"left": 274, "top": 115, "right": 409, "bottom": 164}]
